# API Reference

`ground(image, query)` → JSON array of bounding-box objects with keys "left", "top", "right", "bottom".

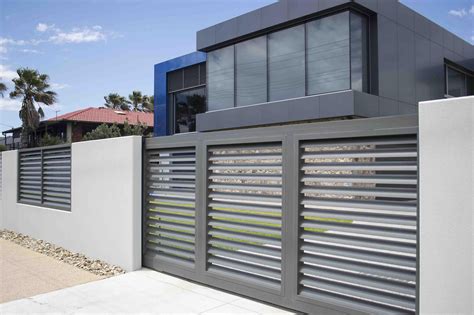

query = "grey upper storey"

[{"left": 195, "top": 0, "right": 474, "bottom": 132}]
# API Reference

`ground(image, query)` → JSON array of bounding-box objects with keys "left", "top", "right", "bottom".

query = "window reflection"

[
  {"left": 174, "top": 87, "right": 206, "bottom": 133},
  {"left": 236, "top": 36, "right": 267, "bottom": 106},
  {"left": 208, "top": 46, "right": 234, "bottom": 110},
  {"left": 446, "top": 66, "right": 474, "bottom": 97},
  {"left": 268, "top": 25, "right": 305, "bottom": 101},
  {"left": 307, "top": 12, "right": 350, "bottom": 95},
  {"left": 350, "top": 12, "right": 368, "bottom": 92}
]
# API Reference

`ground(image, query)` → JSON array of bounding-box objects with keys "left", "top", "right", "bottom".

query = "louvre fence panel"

[
  {"left": 18, "top": 145, "right": 71, "bottom": 211},
  {"left": 143, "top": 116, "right": 419, "bottom": 315},
  {"left": 207, "top": 143, "right": 283, "bottom": 290},
  {"left": 144, "top": 147, "right": 197, "bottom": 268},
  {"left": 298, "top": 135, "right": 418, "bottom": 314}
]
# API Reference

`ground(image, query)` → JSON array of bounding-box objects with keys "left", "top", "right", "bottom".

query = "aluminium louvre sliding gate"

[{"left": 143, "top": 115, "right": 419, "bottom": 315}]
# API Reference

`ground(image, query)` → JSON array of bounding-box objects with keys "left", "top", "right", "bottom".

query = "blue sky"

[{"left": 0, "top": 0, "right": 473, "bottom": 133}]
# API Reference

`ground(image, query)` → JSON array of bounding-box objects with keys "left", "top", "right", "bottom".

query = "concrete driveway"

[{"left": 1, "top": 269, "right": 294, "bottom": 314}]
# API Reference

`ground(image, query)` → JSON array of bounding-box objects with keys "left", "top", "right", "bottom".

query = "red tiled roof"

[{"left": 47, "top": 107, "right": 154, "bottom": 127}]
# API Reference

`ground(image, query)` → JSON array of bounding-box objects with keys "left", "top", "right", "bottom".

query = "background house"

[
  {"left": 153, "top": 0, "right": 474, "bottom": 137},
  {"left": 2, "top": 107, "right": 154, "bottom": 149}
]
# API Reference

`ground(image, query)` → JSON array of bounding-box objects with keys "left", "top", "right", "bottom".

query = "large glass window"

[
  {"left": 206, "top": 10, "right": 369, "bottom": 111},
  {"left": 208, "top": 46, "right": 234, "bottom": 110},
  {"left": 174, "top": 87, "right": 206, "bottom": 134},
  {"left": 236, "top": 36, "right": 267, "bottom": 106},
  {"left": 350, "top": 12, "right": 369, "bottom": 92},
  {"left": 446, "top": 65, "right": 474, "bottom": 97},
  {"left": 307, "top": 11, "right": 350, "bottom": 95},
  {"left": 268, "top": 25, "right": 305, "bottom": 101}
]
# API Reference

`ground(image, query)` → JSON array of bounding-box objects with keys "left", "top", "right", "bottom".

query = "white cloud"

[
  {"left": 470, "top": 5, "right": 474, "bottom": 14},
  {"left": 36, "top": 23, "right": 55, "bottom": 32},
  {"left": 449, "top": 8, "right": 467, "bottom": 17},
  {"left": 50, "top": 83, "right": 70, "bottom": 90},
  {"left": 21, "top": 49, "right": 41, "bottom": 54},
  {"left": 0, "top": 98, "right": 21, "bottom": 111},
  {"left": 49, "top": 26, "right": 107, "bottom": 44},
  {"left": 0, "top": 64, "right": 18, "bottom": 81}
]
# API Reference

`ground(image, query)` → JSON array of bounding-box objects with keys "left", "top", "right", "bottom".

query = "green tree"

[
  {"left": 142, "top": 95, "right": 154, "bottom": 112},
  {"left": 38, "top": 133, "right": 64, "bottom": 147},
  {"left": 128, "top": 91, "right": 143, "bottom": 112},
  {"left": 104, "top": 93, "right": 130, "bottom": 111},
  {"left": 0, "top": 79, "right": 7, "bottom": 97},
  {"left": 9, "top": 68, "right": 57, "bottom": 147},
  {"left": 82, "top": 123, "right": 122, "bottom": 141},
  {"left": 122, "top": 119, "right": 148, "bottom": 136}
]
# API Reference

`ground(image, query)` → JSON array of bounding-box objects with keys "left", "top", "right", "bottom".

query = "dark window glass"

[
  {"left": 236, "top": 36, "right": 267, "bottom": 106},
  {"left": 350, "top": 12, "right": 368, "bottom": 92},
  {"left": 268, "top": 25, "right": 305, "bottom": 101},
  {"left": 307, "top": 12, "right": 350, "bottom": 95},
  {"left": 447, "top": 67, "right": 466, "bottom": 97},
  {"left": 167, "top": 69, "right": 183, "bottom": 92},
  {"left": 446, "top": 65, "right": 474, "bottom": 97},
  {"left": 199, "top": 63, "right": 206, "bottom": 85},
  {"left": 208, "top": 46, "right": 234, "bottom": 110},
  {"left": 184, "top": 65, "right": 199, "bottom": 88},
  {"left": 174, "top": 87, "right": 206, "bottom": 134}
]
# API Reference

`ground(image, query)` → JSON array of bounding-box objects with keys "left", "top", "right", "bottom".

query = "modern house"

[
  {"left": 2, "top": 107, "right": 154, "bottom": 149},
  {"left": 154, "top": 0, "right": 473, "bottom": 137}
]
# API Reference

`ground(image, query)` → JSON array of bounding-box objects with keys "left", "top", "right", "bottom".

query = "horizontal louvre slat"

[
  {"left": 208, "top": 256, "right": 280, "bottom": 279},
  {"left": 302, "top": 241, "right": 416, "bottom": 268},
  {"left": 301, "top": 209, "right": 416, "bottom": 227},
  {"left": 208, "top": 247, "right": 281, "bottom": 268},
  {"left": 300, "top": 276, "right": 415, "bottom": 311},
  {"left": 209, "top": 211, "right": 281, "bottom": 225},
  {"left": 209, "top": 220, "right": 281, "bottom": 236},
  {"left": 209, "top": 227, "right": 281, "bottom": 246},
  {"left": 302, "top": 162, "right": 417, "bottom": 171},
  {"left": 301, "top": 186, "right": 417, "bottom": 199},
  {"left": 300, "top": 265, "right": 416, "bottom": 296},
  {"left": 208, "top": 239, "right": 281, "bottom": 257},
  {"left": 209, "top": 202, "right": 281, "bottom": 215},
  {"left": 302, "top": 198, "right": 416, "bottom": 213},
  {"left": 208, "top": 265, "right": 281, "bottom": 290}
]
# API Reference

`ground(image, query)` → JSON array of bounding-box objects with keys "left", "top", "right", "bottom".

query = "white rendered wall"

[
  {"left": 419, "top": 96, "right": 473, "bottom": 314},
  {"left": 0, "top": 136, "right": 142, "bottom": 271}
]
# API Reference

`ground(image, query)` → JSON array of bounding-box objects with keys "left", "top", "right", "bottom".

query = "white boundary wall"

[
  {"left": 0, "top": 136, "right": 142, "bottom": 271},
  {"left": 419, "top": 96, "right": 473, "bottom": 314}
]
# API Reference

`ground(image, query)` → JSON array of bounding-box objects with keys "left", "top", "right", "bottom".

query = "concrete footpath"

[
  {"left": 0, "top": 239, "right": 102, "bottom": 304},
  {"left": 1, "top": 268, "right": 294, "bottom": 314}
]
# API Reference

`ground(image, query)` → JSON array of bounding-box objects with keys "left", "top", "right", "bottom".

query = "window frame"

[
  {"left": 171, "top": 85, "right": 207, "bottom": 134},
  {"left": 445, "top": 62, "right": 474, "bottom": 98},
  {"left": 206, "top": 8, "right": 371, "bottom": 111}
]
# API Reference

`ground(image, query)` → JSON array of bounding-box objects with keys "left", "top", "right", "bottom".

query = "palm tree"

[
  {"left": 128, "top": 91, "right": 143, "bottom": 112},
  {"left": 9, "top": 68, "right": 57, "bottom": 146},
  {"left": 142, "top": 95, "right": 154, "bottom": 112},
  {"left": 0, "top": 79, "right": 7, "bottom": 97},
  {"left": 104, "top": 93, "right": 130, "bottom": 111}
]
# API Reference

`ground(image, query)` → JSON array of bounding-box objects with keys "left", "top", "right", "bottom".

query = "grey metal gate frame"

[{"left": 143, "top": 114, "right": 419, "bottom": 315}]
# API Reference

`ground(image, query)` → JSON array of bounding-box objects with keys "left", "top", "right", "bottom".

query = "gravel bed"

[{"left": 0, "top": 229, "right": 125, "bottom": 277}]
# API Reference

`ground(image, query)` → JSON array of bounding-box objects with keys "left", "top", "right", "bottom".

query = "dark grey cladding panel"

[
  {"left": 414, "top": 13, "right": 430, "bottom": 39},
  {"left": 377, "top": 15, "right": 398, "bottom": 101},
  {"left": 215, "top": 18, "right": 238, "bottom": 44},
  {"left": 318, "top": 0, "right": 348, "bottom": 11},
  {"left": 354, "top": 0, "right": 377, "bottom": 12},
  {"left": 398, "top": 25, "right": 416, "bottom": 105},
  {"left": 453, "top": 36, "right": 465, "bottom": 56},
  {"left": 379, "top": 97, "right": 399, "bottom": 116},
  {"left": 430, "top": 41, "right": 445, "bottom": 100},
  {"left": 397, "top": 3, "right": 414, "bottom": 30},
  {"left": 196, "top": 91, "right": 385, "bottom": 132},
  {"left": 197, "top": 26, "right": 216, "bottom": 50},
  {"left": 415, "top": 34, "right": 431, "bottom": 102},
  {"left": 237, "top": 8, "right": 262, "bottom": 37},
  {"left": 261, "top": 1, "right": 288, "bottom": 29},
  {"left": 353, "top": 91, "right": 379, "bottom": 117},
  {"left": 443, "top": 31, "right": 455, "bottom": 51},
  {"left": 287, "top": 0, "right": 318, "bottom": 20},
  {"left": 377, "top": 0, "right": 397, "bottom": 20},
  {"left": 429, "top": 21, "right": 444, "bottom": 46}
]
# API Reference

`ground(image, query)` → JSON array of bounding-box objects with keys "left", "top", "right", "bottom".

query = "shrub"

[
  {"left": 82, "top": 123, "right": 121, "bottom": 141},
  {"left": 122, "top": 120, "right": 148, "bottom": 136},
  {"left": 0, "top": 144, "right": 6, "bottom": 152},
  {"left": 38, "top": 133, "right": 64, "bottom": 147}
]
